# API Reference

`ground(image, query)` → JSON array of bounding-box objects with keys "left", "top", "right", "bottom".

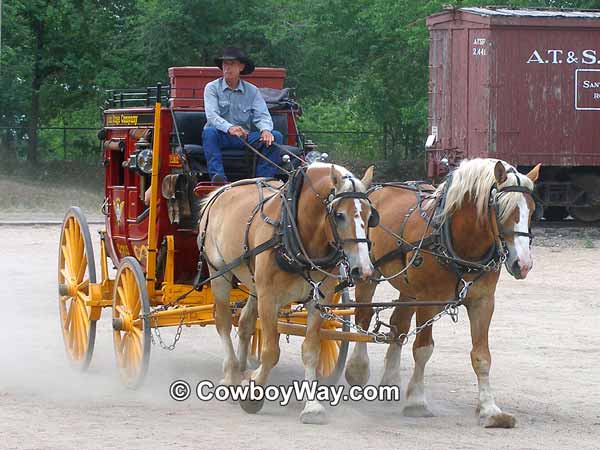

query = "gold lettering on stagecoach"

[{"left": 106, "top": 114, "right": 139, "bottom": 126}]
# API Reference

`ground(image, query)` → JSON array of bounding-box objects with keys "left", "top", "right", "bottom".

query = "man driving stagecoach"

[{"left": 188, "top": 47, "right": 283, "bottom": 182}]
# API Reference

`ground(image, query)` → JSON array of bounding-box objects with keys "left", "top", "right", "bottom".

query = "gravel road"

[{"left": 1, "top": 223, "right": 599, "bottom": 450}]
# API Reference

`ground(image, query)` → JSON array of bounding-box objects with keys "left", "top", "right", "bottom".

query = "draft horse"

[
  {"left": 198, "top": 162, "right": 376, "bottom": 423},
  {"left": 345, "top": 158, "right": 540, "bottom": 428}
]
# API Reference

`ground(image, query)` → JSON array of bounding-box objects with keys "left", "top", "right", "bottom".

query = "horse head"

[
  {"left": 492, "top": 161, "right": 541, "bottom": 279},
  {"left": 438, "top": 158, "right": 541, "bottom": 280},
  {"left": 303, "top": 163, "right": 377, "bottom": 280}
]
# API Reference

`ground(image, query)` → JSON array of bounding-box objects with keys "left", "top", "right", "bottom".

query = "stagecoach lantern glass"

[{"left": 136, "top": 149, "right": 153, "bottom": 174}]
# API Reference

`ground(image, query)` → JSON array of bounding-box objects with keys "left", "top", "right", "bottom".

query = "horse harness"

[
  {"left": 372, "top": 170, "right": 537, "bottom": 281},
  {"left": 315, "top": 172, "right": 538, "bottom": 344},
  {"left": 194, "top": 166, "right": 378, "bottom": 293}
]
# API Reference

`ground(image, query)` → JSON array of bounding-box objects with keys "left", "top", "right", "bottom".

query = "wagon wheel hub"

[
  {"left": 58, "top": 279, "right": 79, "bottom": 298},
  {"left": 113, "top": 313, "right": 134, "bottom": 332}
]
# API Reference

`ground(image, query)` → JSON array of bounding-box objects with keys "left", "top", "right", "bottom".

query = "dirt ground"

[{"left": 1, "top": 221, "right": 599, "bottom": 450}]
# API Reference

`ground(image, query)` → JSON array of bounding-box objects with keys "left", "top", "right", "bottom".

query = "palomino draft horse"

[
  {"left": 345, "top": 158, "right": 540, "bottom": 428},
  {"left": 198, "top": 163, "right": 376, "bottom": 423}
]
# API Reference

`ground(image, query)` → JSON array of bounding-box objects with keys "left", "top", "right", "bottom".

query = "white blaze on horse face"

[
  {"left": 352, "top": 199, "right": 373, "bottom": 279},
  {"left": 513, "top": 196, "right": 533, "bottom": 277}
]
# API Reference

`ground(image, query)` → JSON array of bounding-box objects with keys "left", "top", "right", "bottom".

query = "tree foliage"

[{"left": 2, "top": 0, "right": 600, "bottom": 161}]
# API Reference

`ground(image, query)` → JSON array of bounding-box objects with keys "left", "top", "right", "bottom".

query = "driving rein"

[{"left": 195, "top": 167, "right": 378, "bottom": 290}]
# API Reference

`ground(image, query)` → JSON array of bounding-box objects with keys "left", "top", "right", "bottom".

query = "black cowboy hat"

[{"left": 214, "top": 47, "right": 255, "bottom": 75}]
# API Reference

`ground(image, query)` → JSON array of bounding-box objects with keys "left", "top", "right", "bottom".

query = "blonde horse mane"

[{"left": 435, "top": 158, "right": 534, "bottom": 224}]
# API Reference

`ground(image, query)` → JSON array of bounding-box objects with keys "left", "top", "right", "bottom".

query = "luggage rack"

[{"left": 105, "top": 85, "right": 171, "bottom": 108}]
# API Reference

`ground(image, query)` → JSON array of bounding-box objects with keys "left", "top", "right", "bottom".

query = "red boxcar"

[{"left": 426, "top": 7, "right": 600, "bottom": 221}]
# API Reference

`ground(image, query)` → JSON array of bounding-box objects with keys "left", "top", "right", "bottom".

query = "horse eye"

[{"left": 335, "top": 212, "right": 345, "bottom": 221}]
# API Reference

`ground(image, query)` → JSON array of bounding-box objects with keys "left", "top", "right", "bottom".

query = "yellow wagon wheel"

[
  {"left": 58, "top": 207, "right": 97, "bottom": 370},
  {"left": 250, "top": 293, "right": 350, "bottom": 385},
  {"left": 112, "top": 257, "right": 151, "bottom": 389}
]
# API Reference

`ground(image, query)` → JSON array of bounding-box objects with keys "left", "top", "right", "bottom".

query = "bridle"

[
  {"left": 325, "top": 181, "right": 380, "bottom": 250},
  {"left": 489, "top": 169, "right": 538, "bottom": 258}
]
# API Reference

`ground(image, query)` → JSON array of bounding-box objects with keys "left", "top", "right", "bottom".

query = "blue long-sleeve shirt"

[{"left": 204, "top": 78, "right": 273, "bottom": 133}]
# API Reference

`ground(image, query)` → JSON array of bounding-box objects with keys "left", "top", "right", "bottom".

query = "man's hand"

[
  {"left": 228, "top": 125, "right": 248, "bottom": 139},
  {"left": 260, "top": 130, "right": 275, "bottom": 146}
]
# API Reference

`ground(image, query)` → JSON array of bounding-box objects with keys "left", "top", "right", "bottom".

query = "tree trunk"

[
  {"left": 27, "top": 16, "right": 45, "bottom": 164},
  {"left": 27, "top": 90, "right": 40, "bottom": 163}
]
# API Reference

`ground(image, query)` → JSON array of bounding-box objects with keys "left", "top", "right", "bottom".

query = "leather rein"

[
  {"left": 194, "top": 166, "right": 377, "bottom": 290},
  {"left": 371, "top": 172, "right": 538, "bottom": 282}
]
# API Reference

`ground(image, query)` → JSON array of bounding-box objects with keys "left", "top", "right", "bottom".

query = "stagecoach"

[
  {"left": 57, "top": 62, "right": 538, "bottom": 426},
  {"left": 57, "top": 66, "right": 364, "bottom": 388}
]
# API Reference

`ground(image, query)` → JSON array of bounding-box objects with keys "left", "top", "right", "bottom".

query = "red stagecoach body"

[{"left": 101, "top": 67, "right": 301, "bottom": 280}]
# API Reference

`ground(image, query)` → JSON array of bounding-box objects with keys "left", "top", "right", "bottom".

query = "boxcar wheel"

[
  {"left": 112, "top": 257, "right": 151, "bottom": 389},
  {"left": 569, "top": 174, "right": 600, "bottom": 223},
  {"left": 543, "top": 206, "right": 568, "bottom": 222},
  {"left": 58, "top": 207, "right": 97, "bottom": 370}
]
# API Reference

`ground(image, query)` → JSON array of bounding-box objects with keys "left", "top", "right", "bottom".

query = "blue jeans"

[{"left": 201, "top": 128, "right": 283, "bottom": 179}]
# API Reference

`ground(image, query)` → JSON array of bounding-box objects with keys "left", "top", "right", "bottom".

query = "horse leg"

[
  {"left": 299, "top": 301, "right": 329, "bottom": 424},
  {"left": 249, "top": 293, "right": 281, "bottom": 386},
  {"left": 403, "top": 307, "right": 435, "bottom": 417},
  {"left": 466, "top": 296, "right": 516, "bottom": 428},
  {"left": 344, "top": 280, "right": 377, "bottom": 386},
  {"left": 237, "top": 292, "right": 258, "bottom": 374},
  {"left": 212, "top": 277, "right": 241, "bottom": 386},
  {"left": 239, "top": 291, "right": 280, "bottom": 414},
  {"left": 380, "top": 303, "right": 415, "bottom": 387}
]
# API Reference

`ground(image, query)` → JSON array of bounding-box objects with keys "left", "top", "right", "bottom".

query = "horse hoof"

[
  {"left": 403, "top": 403, "right": 434, "bottom": 418},
  {"left": 344, "top": 363, "right": 370, "bottom": 386},
  {"left": 300, "top": 403, "right": 328, "bottom": 425},
  {"left": 239, "top": 397, "right": 265, "bottom": 414},
  {"left": 481, "top": 413, "right": 516, "bottom": 428}
]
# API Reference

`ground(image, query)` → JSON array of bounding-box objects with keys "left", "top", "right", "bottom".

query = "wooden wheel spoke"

[
  {"left": 65, "top": 223, "right": 77, "bottom": 273},
  {"left": 128, "top": 332, "right": 142, "bottom": 366},
  {"left": 73, "top": 304, "right": 88, "bottom": 358},
  {"left": 131, "top": 325, "right": 143, "bottom": 338},
  {"left": 121, "top": 335, "right": 130, "bottom": 370},
  {"left": 76, "top": 252, "right": 88, "bottom": 284},
  {"left": 60, "top": 268, "right": 69, "bottom": 282},
  {"left": 77, "top": 301, "right": 90, "bottom": 334},
  {"left": 77, "top": 291, "right": 90, "bottom": 307},
  {"left": 130, "top": 294, "right": 141, "bottom": 318},
  {"left": 78, "top": 279, "right": 89, "bottom": 291},
  {"left": 115, "top": 304, "right": 128, "bottom": 317},
  {"left": 65, "top": 301, "right": 75, "bottom": 334},
  {"left": 117, "top": 286, "right": 127, "bottom": 307},
  {"left": 61, "top": 244, "right": 74, "bottom": 277},
  {"left": 123, "top": 271, "right": 132, "bottom": 303}
]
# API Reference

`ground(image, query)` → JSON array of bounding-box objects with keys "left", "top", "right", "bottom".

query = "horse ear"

[
  {"left": 494, "top": 161, "right": 508, "bottom": 184},
  {"left": 526, "top": 163, "right": 541, "bottom": 182},
  {"left": 361, "top": 165, "right": 374, "bottom": 189},
  {"left": 330, "top": 165, "right": 340, "bottom": 190}
]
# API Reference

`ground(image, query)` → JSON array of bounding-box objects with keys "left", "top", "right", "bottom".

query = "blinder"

[
  {"left": 491, "top": 182, "right": 538, "bottom": 246},
  {"left": 325, "top": 189, "right": 380, "bottom": 251},
  {"left": 368, "top": 207, "right": 380, "bottom": 228}
]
